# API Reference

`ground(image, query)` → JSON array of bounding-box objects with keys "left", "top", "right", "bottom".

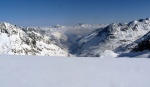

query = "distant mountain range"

[{"left": 0, "top": 18, "right": 150, "bottom": 58}]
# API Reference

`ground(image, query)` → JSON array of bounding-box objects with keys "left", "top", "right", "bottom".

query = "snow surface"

[
  {"left": 0, "top": 55, "right": 150, "bottom": 87},
  {"left": 100, "top": 50, "right": 118, "bottom": 58}
]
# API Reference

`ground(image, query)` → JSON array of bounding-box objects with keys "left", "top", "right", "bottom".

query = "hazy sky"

[{"left": 0, "top": 0, "right": 150, "bottom": 27}]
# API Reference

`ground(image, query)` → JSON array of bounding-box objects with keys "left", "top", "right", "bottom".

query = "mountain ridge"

[
  {"left": 0, "top": 18, "right": 150, "bottom": 57},
  {"left": 0, "top": 22, "right": 70, "bottom": 56},
  {"left": 75, "top": 18, "right": 150, "bottom": 57}
]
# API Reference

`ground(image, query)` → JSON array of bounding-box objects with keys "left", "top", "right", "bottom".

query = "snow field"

[{"left": 0, "top": 55, "right": 150, "bottom": 87}]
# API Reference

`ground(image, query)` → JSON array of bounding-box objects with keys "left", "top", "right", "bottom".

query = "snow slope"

[
  {"left": 28, "top": 23, "right": 106, "bottom": 52},
  {"left": 0, "top": 55, "right": 150, "bottom": 87},
  {"left": 76, "top": 18, "right": 150, "bottom": 57},
  {"left": 118, "top": 31, "right": 150, "bottom": 58},
  {"left": 129, "top": 31, "right": 150, "bottom": 52},
  {"left": 0, "top": 22, "right": 69, "bottom": 56},
  {"left": 0, "top": 18, "right": 149, "bottom": 57}
]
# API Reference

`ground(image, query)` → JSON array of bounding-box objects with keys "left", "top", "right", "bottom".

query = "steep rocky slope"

[
  {"left": 75, "top": 18, "right": 150, "bottom": 57},
  {"left": 126, "top": 31, "right": 150, "bottom": 52},
  {"left": 0, "top": 22, "right": 69, "bottom": 56}
]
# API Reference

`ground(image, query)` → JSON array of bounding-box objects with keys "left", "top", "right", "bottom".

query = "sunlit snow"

[{"left": 0, "top": 55, "right": 150, "bottom": 87}]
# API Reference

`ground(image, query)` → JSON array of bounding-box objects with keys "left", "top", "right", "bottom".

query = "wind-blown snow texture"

[{"left": 0, "top": 55, "right": 150, "bottom": 87}]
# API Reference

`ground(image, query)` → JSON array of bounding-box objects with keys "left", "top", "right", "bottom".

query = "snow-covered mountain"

[
  {"left": 0, "top": 18, "right": 150, "bottom": 57},
  {"left": 118, "top": 31, "right": 150, "bottom": 58},
  {"left": 74, "top": 23, "right": 92, "bottom": 27},
  {"left": 131, "top": 31, "right": 150, "bottom": 52},
  {"left": 122, "top": 31, "right": 150, "bottom": 52},
  {"left": 75, "top": 18, "right": 150, "bottom": 57},
  {"left": 0, "top": 22, "right": 69, "bottom": 56},
  {"left": 51, "top": 24, "right": 65, "bottom": 28},
  {"left": 27, "top": 24, "right": 106, "bottom": 53}
]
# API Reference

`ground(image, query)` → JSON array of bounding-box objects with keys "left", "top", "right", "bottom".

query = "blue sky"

[{"left": 0, "top": 0, "right": 150, "bottom": 27}]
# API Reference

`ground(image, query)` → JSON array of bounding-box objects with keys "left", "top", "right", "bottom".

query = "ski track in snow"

[{"left": 0, "top": 55, "right": 150, "bottom": 87}]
